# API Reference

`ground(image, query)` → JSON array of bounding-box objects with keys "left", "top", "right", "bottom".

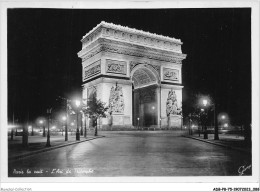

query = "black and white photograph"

[{"left": 1, "top": 1, "right": 259, "bottom": 191}]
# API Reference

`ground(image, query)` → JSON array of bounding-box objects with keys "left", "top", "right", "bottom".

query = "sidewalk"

[
  {"left": 183, "top": 133, "right": 251, "bottom": 154},
  {"left": 8, "top": 134, "right": 104, "bottom": 161}
]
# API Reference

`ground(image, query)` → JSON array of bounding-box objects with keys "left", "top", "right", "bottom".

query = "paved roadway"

[{"left": 8, "top": 131, "right": 251, "bottom": 177}]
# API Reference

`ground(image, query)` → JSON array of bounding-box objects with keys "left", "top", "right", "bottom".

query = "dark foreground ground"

[{"left": 8, "top": 131, "right": 251, "bottom": 177}]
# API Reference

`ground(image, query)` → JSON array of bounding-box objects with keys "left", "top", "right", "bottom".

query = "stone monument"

[{"left": 78, "top": 21, "right": 186, "bottom": 130}]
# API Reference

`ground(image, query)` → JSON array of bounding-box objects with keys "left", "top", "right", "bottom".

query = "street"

[{"left": 8, "top": 131, "right": 252, "bottom": 177}]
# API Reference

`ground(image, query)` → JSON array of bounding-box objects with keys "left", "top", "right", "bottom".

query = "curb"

[
  {"left": 182, "top": 135, "right": 251, "bottom": 154},
  {"left": 8, "top": 136, "right": 105, "bottom": 161}
]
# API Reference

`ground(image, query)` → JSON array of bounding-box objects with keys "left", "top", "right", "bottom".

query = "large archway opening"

[{"left": 131, "top": 65, "right": 160, "bottom": 128}]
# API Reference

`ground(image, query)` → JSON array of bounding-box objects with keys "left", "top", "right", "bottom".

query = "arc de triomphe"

[{"left": 78, "top": 21, "right": 186, "bottom": 130}]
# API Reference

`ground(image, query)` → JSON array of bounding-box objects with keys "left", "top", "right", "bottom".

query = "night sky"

[{"left": 7, "top": 8, "right": 251, "bottom": 125}]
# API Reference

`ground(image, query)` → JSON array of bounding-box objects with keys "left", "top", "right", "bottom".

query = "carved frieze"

[
  {"left": 81, "top": 44, "right": 183, "bottom": 64},
  {"left": 166, "top": 89, "right": 182, "bottom": 116},
  {"left": 106, "top": 59, "right": 127, "bottom": 75},
  {"left": 163, "top": 68, "right": 179, "bottom": 81},
  {"left": 82, "top": 47, "right": 103, "bottom": 62},
  {"left": 108, "top": 83, "right": 124, "bottom": 114},
  {"left": 83, "top": 60, "right": 101, "bottom": 81}
]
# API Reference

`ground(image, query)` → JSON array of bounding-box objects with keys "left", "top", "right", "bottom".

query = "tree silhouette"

[{"left": 82, "top": 96, "right": 108, "bottom": 136}]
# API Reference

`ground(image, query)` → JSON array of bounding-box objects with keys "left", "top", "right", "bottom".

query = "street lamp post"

[
  {"left": 29, "top": 125, "right": 33, "bottom": 136},
  {"left": 57, "top": 96, "right": 70, "bottom": 141},
  {"left": 84, "top": 114, "right": 87, "bottom": 138},
  {"left": 22, "top": 123, "right": 28, "bottom": 148},
  {"left": 94, "top": 117, "right": 98, "bottom": 136},
  {"left": 46, "top": 108, "right": 52, "bottom": 147},
  {"left": 75, "top": 100, "right": 80, "bottom": 141},
  {"left": 152, "top": 106, "right": 155, "bottom": 131},
  {"left": 10, "top": 128, "right": 14, "bottom": 140},
  {"left": 214, "top": 105, "right": 219, "bottom": 140},
  {"left": 202, "top": 99, "right": 208, "bottom": 139},
  {"left": 39, "top": 120, "right": 45, "bottom": 137},
  {"left": 137, "top": 117, "right": 140, "bottom": 130},
  {"left": 80, "top": 112, "right": 83, "bottom": 136},
  {"left": 65, "top": 99, "right": 69, "bottom": 141},
  {"left": 199, "top": 108, "right": 205, "bottom": 137},
  {"left": 11, "top": 113, "right": 15, "bottom": 140},
  {"left": 188, "top": 113, "right": 192, "bottom": 135},
  {"left": 71, "top": 122, "right": 74, "bottom": 135},
  {"left": 62, "top": 116, "right": 68, "bottom": 141},
  {"left": 181, "top": 116, "right": 183, "bottom": 130}
]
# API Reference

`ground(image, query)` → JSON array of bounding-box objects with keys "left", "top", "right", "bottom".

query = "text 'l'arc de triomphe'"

[{"left": 78, "top": 21, "right": 187, "bottom": 130}]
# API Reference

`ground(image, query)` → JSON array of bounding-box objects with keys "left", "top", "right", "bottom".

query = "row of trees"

[
  {"left": 182, "top": 93, "right": 251, "bottom": 146},
  {"left": 18, "top": 94, "right": 108, "bottom": 148}
]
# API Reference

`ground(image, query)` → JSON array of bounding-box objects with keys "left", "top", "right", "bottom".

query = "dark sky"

[{"left": 7, "top": 8, "right": 251, "bottom": 125}]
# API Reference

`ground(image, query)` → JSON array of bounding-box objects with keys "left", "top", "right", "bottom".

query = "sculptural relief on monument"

[
  {"left": 83, "top": 60, "right": 101, "bottom": 81},
  {"left": 87, "top": 86, "right": 97, "bottom": 100},
  {"left": 166, "top": 89, "right": 182, "bottom": 116},
  {"left": 163, "top": 68, "right": 179, "bottom": 81},
  {"left": 106, "top": 59, "right": 127, "bottom": 75},
  {"left": 108, "top": 83, "right": 125, "bottom": 114}
]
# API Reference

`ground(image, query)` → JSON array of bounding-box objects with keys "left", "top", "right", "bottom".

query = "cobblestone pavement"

[{"left": 8, "top": 131, "right": 252, "bottom": 177}]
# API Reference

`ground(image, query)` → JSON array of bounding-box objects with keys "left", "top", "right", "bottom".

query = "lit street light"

[
  {"left": 201, "top": 99, "right": 208, "bottom": 139},
  {"left": 75, "top": 100, "right": 80, "bottom": 141},
  {"left": 202, "top": 99, "right": 208, "bottom": 107},
  {"left": 39, "top": 120, "right": 45, "bottom": 137},
  {"left": 28, "top": 125, "right": 33, "bottom": 136},
  {"left": 200, "top": 96, "right": 219, "bottom": 140}
]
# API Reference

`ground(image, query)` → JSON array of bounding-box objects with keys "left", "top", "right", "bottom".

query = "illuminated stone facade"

[{"left": 78, "top": 21, "right": 186, "bottom": 129}]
